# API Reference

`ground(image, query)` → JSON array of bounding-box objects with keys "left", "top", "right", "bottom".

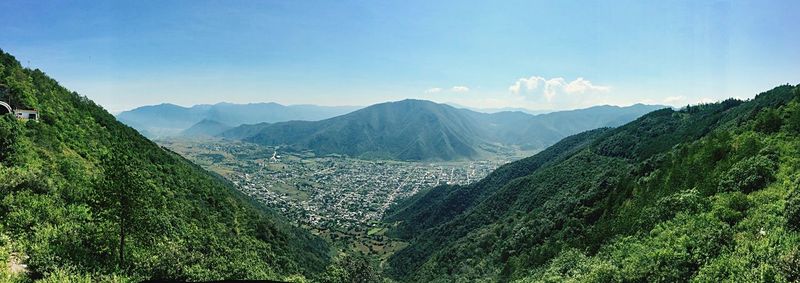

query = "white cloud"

[
  {"left": 509, "top": 76, "right": 609, "bottom": 102},
  {"left": 451, "top": 86, "right": 470, "bottom": 92},
  {"left": 508, "top": 76, "right": 545, "bottom": 94},
  {"left": 543, "top": 78, "right": 566, "bottom": 101},
  {"left": 424, "top": 87, "right": 443, "bottom": 94},
  {"left": 564, "top": 77, "right": 610, "bottom": 93}
]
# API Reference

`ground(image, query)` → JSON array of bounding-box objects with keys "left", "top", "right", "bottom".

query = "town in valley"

[{"left": 158, "top": 138, "right": 525, "bottom": 257}]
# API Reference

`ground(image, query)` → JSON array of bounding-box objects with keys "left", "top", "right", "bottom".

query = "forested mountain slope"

[
  {"left": 0, "top": 50, "right": 330, "bottom": 281},
  {"left": 221, "top": 100, "right": 662, "bottom": 161},
  {"left": 385, "top": 84, "right": 800, "bottom": 282},
  {"left": 462, "top": 104, "right": 663, "bottom": 150},
  {"left": 222, "top": 99, "right": 491, "bottom": 161}
]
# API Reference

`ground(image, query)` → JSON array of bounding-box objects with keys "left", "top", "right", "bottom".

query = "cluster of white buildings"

[{"left": 0, "top": 100, "right": 38, "bottom": 121}]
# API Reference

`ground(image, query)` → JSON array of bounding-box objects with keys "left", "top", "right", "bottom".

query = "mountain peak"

[
  {"left": 376, "top": 99, "right": 442, "bottom": 108},
  {"left": 181, "top": 119, "right": 232, "bottom": 137},
  {"left": 221, "top": 101, "right": 661, "bottom": 161}
]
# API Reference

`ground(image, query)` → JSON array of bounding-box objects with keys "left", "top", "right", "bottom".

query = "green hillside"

[
  {"left": 0, "top": 50, "right": 330, "bottom": 281},
  {"left": 385, "top": 84, "right": 800, "bottom": 282},
  {"left": 222, "top": 99, "right": 488, "bottom": 161}
]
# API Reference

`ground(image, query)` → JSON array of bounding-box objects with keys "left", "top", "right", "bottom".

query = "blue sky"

[{"left": 1, "top": 0, "right": 798, "bottom": 112}]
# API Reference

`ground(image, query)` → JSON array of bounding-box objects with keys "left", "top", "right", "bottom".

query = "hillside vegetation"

[
  {"left": 385, "top": 84, "right": 800, "bottom": 282},
  {"left": 0, "top": 50, "right": 331, "bottom": 281}
]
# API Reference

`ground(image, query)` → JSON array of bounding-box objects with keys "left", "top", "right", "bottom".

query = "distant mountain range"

[
  {"left": 116, "top": 102, "right": 361, "bottom": 138},
  {"left": 445, "top": 103, "right": 551, "bottom": 115},
  {"left": 220, "top": 99, "right": 665, "bottom": 161}
]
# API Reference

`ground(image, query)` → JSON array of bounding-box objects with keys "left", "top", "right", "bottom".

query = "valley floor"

[{"left": 158, "top": 138, "right": 530, "bottom": 262}]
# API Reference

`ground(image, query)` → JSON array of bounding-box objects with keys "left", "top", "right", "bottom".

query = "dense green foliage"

[
  {"left": 787, "top": 185, "right": 800, "bottom": 232},
  {"left": 317, "top": 254, "right": 384, "bottom": 283},
  {"left": 385, "top": 84, "right": 800, "bottom": 282},
  {"left": 222, "top": 100, "right": 661, "bottom": 161},
  {"left": 717, "top": 155, "right": 777, "bottom": 193},
  {"left": 0, "top": 50, "right": 330, "bottom": 281}
]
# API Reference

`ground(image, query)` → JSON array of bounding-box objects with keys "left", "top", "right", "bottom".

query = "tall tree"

[{"left": 102, "top": 152, "right": 150, "bottom": 269}]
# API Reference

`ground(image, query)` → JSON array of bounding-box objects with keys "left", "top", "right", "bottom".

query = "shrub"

[
  {"left": 781, "top": 247, "right": 800, "bottom": 282},
  {"left": 319, "top": 254, "right": 382, "bottom": 283},
  {"left": 649, "top": 189, "right": 709, "bottom": 223},
  {"left": 754, "top": 108, "right": 782, "bottom": 133},
  {"left": 0, "top": 116, "right": 22, "bottom": 164},
  {"left": 786, "top": 185, "right": 800, "bottom": 231},
  {"left": 782, "top": 246, "right": 800, "bottom": 282},
  {"left": 712, "top": 192, "right": 751, "bottom": 225},
  {"left": 717, "top": 156, "right": 777, "bottom": 193},
  {"left": 788, "top": 106, "right": 800, "bottom": 134}
]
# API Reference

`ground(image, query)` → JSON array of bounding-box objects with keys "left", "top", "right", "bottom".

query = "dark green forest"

[
  {"left": 385, "top": 84, "right": 800, "bottom": 282},
  {"left": 0, "top": 50, "right": 338, "bottom": 281}
]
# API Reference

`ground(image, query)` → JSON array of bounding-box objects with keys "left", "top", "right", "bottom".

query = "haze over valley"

[{"left": 117, "top": 102, "right": 361, "bottom": 138}]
